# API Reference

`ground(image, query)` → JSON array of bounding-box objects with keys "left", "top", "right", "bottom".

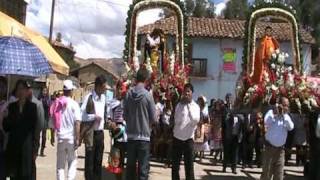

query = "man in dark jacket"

[
  {"left": 242, "top": 112, "right": 258, "bottom": 168},
  {"left": 301, "top": 101, "right": 320, "bottom": 180},
  {"left": 124, "top": 68, "right": 156, "bottom": 180},
  {"left": 222, "top": 93, "right": 243, "bottom": 174}
]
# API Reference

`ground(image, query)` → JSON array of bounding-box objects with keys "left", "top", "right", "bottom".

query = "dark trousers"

[
  {"left": 10, "top": 176, "right": 32, "bottom": 180},
  {"left": 223, "top": 137, "right": 238, "bottom": 170},
  {"left": 126, "top": 140, "right": 150, "bottom": 180},
  {"left": 172, "top": 138, "right": 195, "bottom": 180},
  {"left": 244, "top": 142, "right": 255, "bottom": 166},
  {"left": 85, "top": 131, "right": 104, "bottom": 180},
  {"left": 32, "top": 159, "right": 36, "bottom": 180},
  {"left": 255, "top": 140, "right": 263, "bottom": 167},
  {"left": 295, "top": 145, "right": 306, "bottom": 166},
  {"left": 113, "top": 141, "right": 126, "bottom": 168},
  {"left": 0, "top": 151, "right": 4, "bottom": 180},
  {"left": 308, "top": 145, "right": 320, "bottom": 180},
  {"left": 40, "top": 129, "right": 47, "bottom": 153},
  {"left": 0, "top": 132, "right": 4, "bottom": 180}
]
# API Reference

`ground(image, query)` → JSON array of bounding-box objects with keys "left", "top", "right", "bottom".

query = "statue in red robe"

[{"left": 251, "top": 26, "right": 280, "bottom": 84}]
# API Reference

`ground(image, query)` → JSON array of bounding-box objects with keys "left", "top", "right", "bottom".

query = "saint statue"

[
  {"left": 251, "top": 26, "right": 280, "bottom": 84},
  {"left": 145, "top": 28, "right": 166, "bottom": 73}
]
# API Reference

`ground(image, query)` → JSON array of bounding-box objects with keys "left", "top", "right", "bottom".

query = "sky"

[{"left": 26, "top": 0, "right": 231, "bottom": 59}]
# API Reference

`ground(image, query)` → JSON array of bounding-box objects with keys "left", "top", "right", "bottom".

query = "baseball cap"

[{"left": 63, "top": 80, "right": 76, "bottom": 90}]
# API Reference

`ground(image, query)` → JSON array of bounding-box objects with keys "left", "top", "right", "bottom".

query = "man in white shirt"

[
  {"left": 260, "top": 97, "right": 294, "bottom": 180},
  {"left": 81, "top": 75, "right": 107, "bottom": 180},
  {"left": 56, "top": 80, "right": 81, "bottom": 180},
  {"left": 172, "top": 83, "right": 200, "bottom": 180}
]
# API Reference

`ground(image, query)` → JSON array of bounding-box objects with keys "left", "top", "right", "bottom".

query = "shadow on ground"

[{"left": 200, "top": 175, "right": 304, "bottom": 180}]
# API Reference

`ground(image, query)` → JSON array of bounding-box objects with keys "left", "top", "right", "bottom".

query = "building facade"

[
  {"left": 0, "top": 0, "right": 28, "bottom": 24},
  {"left": 190, "top": 38, "right": 312, "bottom": 100},
  {"left": 138, "top": 17, "right": 315, "bottom": 100}
]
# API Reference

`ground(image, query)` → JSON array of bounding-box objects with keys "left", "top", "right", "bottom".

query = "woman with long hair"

[
  {"left": 3, "top": 80, "right": 38, "bottom": 180},
  {"left": 0, "top": 77, "right": 7, "bottom": 180}
]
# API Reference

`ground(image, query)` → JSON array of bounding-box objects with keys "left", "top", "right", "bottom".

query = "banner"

[{"left": 223, "top": 48, "right": 236, "bottom": 72}]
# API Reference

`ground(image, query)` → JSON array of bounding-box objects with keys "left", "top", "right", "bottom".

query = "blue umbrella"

[{"left": 0, "top": 36, "right": 53, "bottom": 77}]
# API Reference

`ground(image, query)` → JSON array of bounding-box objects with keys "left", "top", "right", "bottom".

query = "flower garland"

[
  {"left": 119, "top": 60, "right": 191, "bottom": 102},
  {"left": 242, "top": 2, "right": 302, "bottom": 75},
  {"left": 148, "top": 61, "right": 191, "bottom": 101},
  {"left": 241, "top": 49, "right": 319, "bottom": 107},
  {"left": 121, "top": 0, "right": 191, "bottom": 103},
  {"left": 124, "top": 0, "right": 189, "bottom": 66}
]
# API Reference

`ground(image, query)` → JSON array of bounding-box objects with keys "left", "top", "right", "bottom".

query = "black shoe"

[
  {"left": 232, "top": 169, "right": 237, "bottom": 174},
  {"left": 222, "top": 167, "right": 226, "bottom": 173}
]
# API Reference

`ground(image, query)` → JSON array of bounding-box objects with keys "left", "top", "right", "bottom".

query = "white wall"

[{"left": 190, "top": 38, "right": 312, "bottom": 101}]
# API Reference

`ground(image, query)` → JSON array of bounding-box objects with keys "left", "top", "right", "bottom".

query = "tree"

[
  {"left": 159, "top": 7, "right": 177, "bottom": 18},
  {"left": 223, "top": 0, "right": 248, "bottom": 19},
  {"left": 206, "top": 1, "right": 215, "bottom": 18},
  {"left": 185, "top": 0, "right": 195, "bottom": 16},
  {"left": 193, "top": 0, "right": 208, "bottom": 17},
  {"left": 254, "top": 0, "right": 320, "bottom": 60},
  {"left": 184, "top": 0, "right": 215, "bottom": 17}
]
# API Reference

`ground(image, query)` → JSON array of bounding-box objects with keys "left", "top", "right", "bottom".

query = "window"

[{"left": 191, "top": 58, "right": 207, "bottom": 77}]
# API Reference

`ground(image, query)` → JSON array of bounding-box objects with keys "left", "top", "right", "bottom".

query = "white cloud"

[
  {"left": 215, "top": 0, "right": 230, "bottom": 15},
  {"left": 26, "top": 0, "right": 155, "bottom": 59},
  {"left": 137, "top": 9, "right": 163, "bottom": 26}
]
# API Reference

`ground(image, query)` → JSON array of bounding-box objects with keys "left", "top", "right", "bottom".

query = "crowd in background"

[
  {"left": 149, "top": 90, "right": 315, "bottom": 180},
  {"left": 0, "top": 67, "right": 319, "bottom": 180}
]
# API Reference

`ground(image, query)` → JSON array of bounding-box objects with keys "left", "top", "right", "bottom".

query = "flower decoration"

[{"left": 239, "top": 48, "right": 320, "bottom": 108}]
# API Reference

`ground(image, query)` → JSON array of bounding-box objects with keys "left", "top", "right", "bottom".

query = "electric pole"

[{"left": 49, "top": 0, "right": 56, "bottom": 43}]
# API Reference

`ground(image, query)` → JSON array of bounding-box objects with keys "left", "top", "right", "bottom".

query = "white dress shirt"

[
  {"left": 81, "top": 91, "right": 106, "bottom": 131},
  {"left": 264, "top": 109, "right": 294, "bottom": 147},
  {"left": 173, "top": 100, "right": 201, "bottom": 141}
]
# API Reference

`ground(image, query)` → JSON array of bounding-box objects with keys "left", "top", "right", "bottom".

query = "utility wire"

[{"left": 56, "top": 0, "right": 94, "bottom": 57}]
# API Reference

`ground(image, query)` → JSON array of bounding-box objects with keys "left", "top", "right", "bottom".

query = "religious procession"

[{"left": 0, "top": 0, "right": 320, "bottom": 180}]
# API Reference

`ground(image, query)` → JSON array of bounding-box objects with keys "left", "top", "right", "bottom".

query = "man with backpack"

[{"left": 81, "top": 75, "right": 108, "bottom": 180}]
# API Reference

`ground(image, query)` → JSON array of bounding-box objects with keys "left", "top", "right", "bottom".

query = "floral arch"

[
  {"left": 120, "top": 0, "right": 191, "bottom": 103},
  {"left": 246, "top": 7, "right": 302, "bottom": 75},
  {"left": 235, "top": 2, "right": 318, "bottom": 107},
  {"left": 124, "top": 0, "right": 187, "bottom": 66}
]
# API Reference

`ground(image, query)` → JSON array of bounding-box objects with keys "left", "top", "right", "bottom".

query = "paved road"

[{"left": 36, "top": 131, "right": 304, "bottom": 180}]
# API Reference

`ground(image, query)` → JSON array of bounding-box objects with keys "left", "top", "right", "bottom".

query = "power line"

[
  {"left": 56, "top": 0, "right": 94, "bottom": 57},
  {"left": 57, "top": 0, "right": 129, "bottom": 9},
  {"left": 97, "top": 0, "right": 129, "bottom": 7}
]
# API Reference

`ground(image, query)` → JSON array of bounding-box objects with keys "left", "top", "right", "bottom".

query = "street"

[{"left": 36, "top": 131, "right": 304, "bottom": 180}]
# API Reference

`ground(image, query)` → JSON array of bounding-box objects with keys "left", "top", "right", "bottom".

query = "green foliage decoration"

[
  {"left": 242, "top": 1, "right": 303, "bottom": 74},
  {"left": 123, "top": 0, "right": 190, "bottom": 64}
]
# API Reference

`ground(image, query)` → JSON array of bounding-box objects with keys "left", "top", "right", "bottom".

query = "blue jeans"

[{"left": 126, "top": 140, "right": 150, "bottom": 180}]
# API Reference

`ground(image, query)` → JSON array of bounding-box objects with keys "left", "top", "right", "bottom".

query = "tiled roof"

[
  {"left": 138, "top": 17, "right": 315, "bottom": 44},
  {"left": 52, "top": 40, "right": 75, "bottom": 52},
  {"left": 72, "top": 58, "right": 126, "bottom": 79}
]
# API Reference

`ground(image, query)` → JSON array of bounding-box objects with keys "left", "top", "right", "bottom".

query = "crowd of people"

[{"left": 0, "top": 68, "right": 319, "bottom": 180}]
